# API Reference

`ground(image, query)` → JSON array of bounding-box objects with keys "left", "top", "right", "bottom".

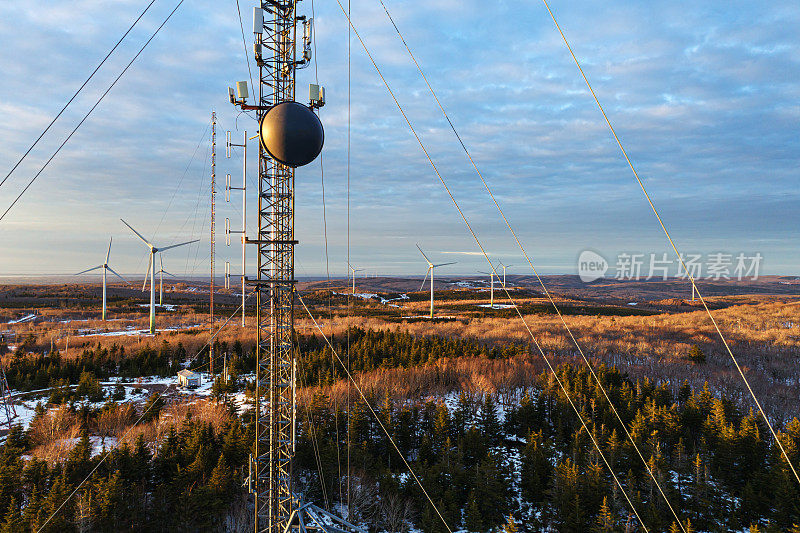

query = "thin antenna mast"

[
  {"left": 210, "top": 111, "right": 216, "bottom": 376},
  {"left": 226, "top": 130, "right": 248, "bottom": 327}
]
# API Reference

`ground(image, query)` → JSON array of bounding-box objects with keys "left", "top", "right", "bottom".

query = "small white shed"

[{"left": 177, "top": 369, "right": 201, "bottom": 389}]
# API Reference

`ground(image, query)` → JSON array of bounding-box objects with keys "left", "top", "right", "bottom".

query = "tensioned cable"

[
  {"left": 330, "top": 3, "right": 648, "bottom": 529},
  {"left": 298, "top": 294, "right": 455, "bottom": 533},
  {"left": 185, "top": 144, "right": 212, "bottom": 276},
  {"left": 0, "top": 0, "right": 186, "bottom": 223},
  {"left": 296, "top": 344, "right": 331, "bottom": 511},
  {"left": 0, "top": 0, "right": 158, "bottom": 191},
  {"left": 234, "top": 0, "right": 256, "bottom": 96},
  {"left": 152, "top": 123, "right": 211, "bottom": 245},
  {"left": 36, "top": 291, "right": 254, "bottom": 532},
  {"left": 539, "top": 0, "right": 800, "bottom": 486},
  {"left": 375, "top": 1, "right": 685, "bottom": 528},
  {"left": 310, "top": 0, "right": 344, "bottom": 506}
]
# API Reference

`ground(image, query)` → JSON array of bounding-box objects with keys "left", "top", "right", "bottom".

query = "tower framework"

[
  {"left": 253, "top": 2, "right": 299, "bottom": 531},
  {"left": 241, "top": 3, "right": 363, "bottom": 532},
  {"left": 210, "top": 111, "right": 216, "bottom": 376}
]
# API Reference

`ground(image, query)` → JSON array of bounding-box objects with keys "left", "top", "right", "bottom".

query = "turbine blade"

[
  {"left": 160, "top": 254, "right": 164, "bottom": 270},
  {"left": 121, "top": 219, "right": 152, "bottom": 247},
  {"left": 416, "top": 243, "right": 432, "bottom": 265},
  {"left": 106, "top": 266, "right": 130, "bottom": 285},
  {"left": 419, "top": 267, "right": 430, "bottom": 292},
  {"left": 162, "top": 271, "right": 178, "bottom": 278},
  {"left": 142, "top": 255, "right": 152, "bottom": 292},
  {"left": 75, "top": 265, "right": 103, "bottom": 275},
  {"left": 433, "top": 262, "right": 456, "bottom": 268},
  {"left": 159, "top": 239, "right": 200, "bottom": 252},
  {"left": 106, "top": 236, "right": 113, "bottom": 264}
]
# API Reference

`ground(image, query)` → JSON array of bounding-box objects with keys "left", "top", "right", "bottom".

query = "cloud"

[{"left": 0, "top": 0, "right": 798, "bottom": 276}]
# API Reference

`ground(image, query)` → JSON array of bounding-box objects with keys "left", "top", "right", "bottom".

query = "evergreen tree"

[
  {"left": 502, "top": 514, "right": 519, "bottom": 533},
  {"left": 594, "top": 497, "right": 617, "bottom": 532},
  {"left": 479, "top": 395, "right": 502, "bottom": 446},
  {"left": 0, "top": 497, "right": 21, "bottom": 533},
  {"left": 464, "top": 490, "right": 482, "bottom": 532},
  {"left": 521, "top": 430, "right": 552, "bottom": 506}
]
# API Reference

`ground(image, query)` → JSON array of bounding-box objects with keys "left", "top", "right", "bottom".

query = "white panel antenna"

[{"left": 253, "top": 7, "right": 263, "bottom": 34}]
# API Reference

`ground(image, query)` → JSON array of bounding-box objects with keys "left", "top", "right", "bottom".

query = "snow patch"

[{"left": 7, "top": 314, "right": 36, "bottom": 324}]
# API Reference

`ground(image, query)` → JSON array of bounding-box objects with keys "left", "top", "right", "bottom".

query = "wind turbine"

[
  {"left": 146, "top": 255, "right": 178, "bottom": 306},
  {"left": 121, "top": 219, "right": 198, "bottom": 334},
  {"left": 417, "top": 244, "right": 456, "bottom": 319},
  {"left": 348, "top": 263, "right": 364, "bottom": 294},
  {"left": 75, "top": 237, "right": 129, "bottom": 321},
  {"left": 477, "top": 266, "right": 497, "bottom": 308},
  {"left": 498, "top": 261, "right": 513, "bottom": 288}
]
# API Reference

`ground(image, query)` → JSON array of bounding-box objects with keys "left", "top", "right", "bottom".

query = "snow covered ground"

[
  {"left": 77, "top": 323, "right": 202, "bottom": 337},
  {"left": 5, "top": 313, "right": 36, "bottom": 324},
  {"left": 477, "top": 304, "right": 515, "bottom": 309},
  {"left": 137, "top": 303, "right": 177, "bottom": 311},
  {"left": 334, "top": 292, "right": 409, "bottom": 307}
]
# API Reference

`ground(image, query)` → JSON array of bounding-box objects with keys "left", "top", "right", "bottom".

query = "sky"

[{"left": 0, "top": 0, "right": 798, "bottom": 279}]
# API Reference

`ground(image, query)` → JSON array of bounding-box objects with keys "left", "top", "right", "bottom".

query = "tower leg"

[
  {"left": 102, "top": 267, "right": 107, "bottom": 321},
  {"left": 430, "top": 267, "right": 434, "bottom": 318},
  {"left": 150, "top": 255, "right": 156, "bottom": 334}
]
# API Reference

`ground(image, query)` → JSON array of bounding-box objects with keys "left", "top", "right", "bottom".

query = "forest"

[{"left": 1, "top": 328, "right": 799, "bottom": 531}]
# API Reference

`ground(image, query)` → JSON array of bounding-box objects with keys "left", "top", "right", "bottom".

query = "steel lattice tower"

[
  {"left": 254, "top": 2, "right": 297, "bottom": 531},
  {"left": 233, "top": 3, "right": 361, "bottom": 532},
  {"left": 210, "top": 111, "right": 216, "bottom": 376}
]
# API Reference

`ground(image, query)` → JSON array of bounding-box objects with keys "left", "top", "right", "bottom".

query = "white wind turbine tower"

[
  {"left": 121, "top": 219, "right": 198, "bottom": 334},
  {"left": 417, "top": 244, "right": 456, "bottom": 319},
  {"left": 75, "top": 237, "right": 129, "bottom": 321},
  {"left": 498, "top": 261, "right": 513, "bottom": 288},
  {"left": 477, "top": 266, "right": 497, "bottom": 308},
  {"left": 148, "top": 255, "right": 178, "bottom": 306},
  {"left": 348, "top": 263, "right": 365, "bottom": 294}
]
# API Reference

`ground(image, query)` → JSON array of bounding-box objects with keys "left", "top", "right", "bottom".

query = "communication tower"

[
  {"left": 230, "top": 3, "right": 354, "bottom": 532},
  {"left": 210, "top": 111, "right": 217, "bottom": 376}
]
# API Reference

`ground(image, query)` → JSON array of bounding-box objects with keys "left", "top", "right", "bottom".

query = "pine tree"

[
  {"left": 0, "top": 497, "right": 21, "bottom": 533},
  {"left": 502, "top": 514, "right": 518, "bottom": 533},
  {"left": 464, "top": 490, "right": 483, "bottom": 532},
  {"left": 594, "top": 496, "right": 616, "bottom": 532},
  {"left": 687, "top": 345, "right": 706, "bottom": 364},
  {"left": 521, "top": 430, "right": 552, "bottom": 506},
  {"left": 479, "top": 394, "right": 502, "bottom": 446},
  {"left": 141, "top": 393, "right": 164, "bottom": 422}
]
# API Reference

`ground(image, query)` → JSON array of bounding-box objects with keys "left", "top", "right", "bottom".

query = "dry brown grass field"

[{"left": 3, "top": 278, "right": 800, "bottom": 420}]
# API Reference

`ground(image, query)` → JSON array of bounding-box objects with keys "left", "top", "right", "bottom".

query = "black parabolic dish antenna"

[{"left": 259, "top": 101, "right": 324, "bottom": 168}]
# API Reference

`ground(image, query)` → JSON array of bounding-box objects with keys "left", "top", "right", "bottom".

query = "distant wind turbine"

[
  {"left": 498, "top": 261, "right": 513, "bottom": 288},
  {"left": 121, "top": 219, "right": 198, "bottom": 334},
  {"left": 145, "top": 255, "right": 178, "bottom": 306},
  {"left": 75, "top": 237, "right": 129, "bottom": 321},
  {"left": 477, "top": 266, "right": 497, "bottom": 308},
  {"left": 417, "top": 244, "right": 456, "bottom": 319},
  {"left": 348, "top": 263, "right": 364, "bottom": 294}
]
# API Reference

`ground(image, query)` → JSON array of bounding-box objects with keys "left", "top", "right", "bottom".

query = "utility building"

[{"left": 177, "top": 369, "right": 200, "bottom": 389}]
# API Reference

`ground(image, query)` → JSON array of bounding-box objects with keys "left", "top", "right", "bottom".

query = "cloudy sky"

[{"left": 0, "top": 0, "right": 797, "bottom": 278}]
